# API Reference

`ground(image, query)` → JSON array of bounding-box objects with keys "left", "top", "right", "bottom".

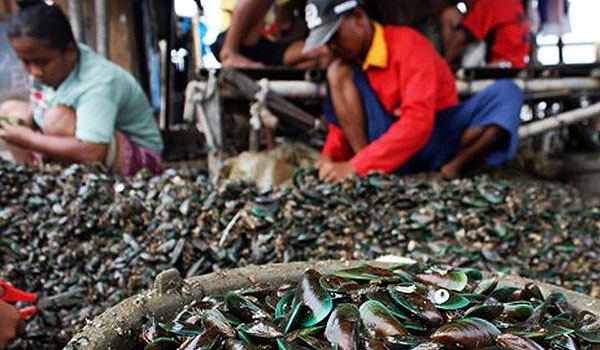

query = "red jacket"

[
  {"left": 322, "top": 23, "right": 459, "bottom": 176},
  {"left": 461, "top": 0, "right": 531, "bottom": 68}
]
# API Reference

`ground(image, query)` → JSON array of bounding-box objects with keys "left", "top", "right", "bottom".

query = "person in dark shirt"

[{"left": 213, "top": 0, "right": 331, "bottom": 68}]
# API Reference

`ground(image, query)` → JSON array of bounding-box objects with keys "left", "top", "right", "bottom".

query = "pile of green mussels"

[{"left": 140, "top": 265, "right": 600, "bottom": 350}]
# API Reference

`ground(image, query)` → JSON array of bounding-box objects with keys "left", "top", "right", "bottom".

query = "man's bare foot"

[{"left": 440, "top": 163, "right": 461, "bottom": 180}]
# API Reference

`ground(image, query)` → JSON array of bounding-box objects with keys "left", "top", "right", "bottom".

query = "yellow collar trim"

[{"left": 362, "top": 22, "right": 388, "bottom": 71}]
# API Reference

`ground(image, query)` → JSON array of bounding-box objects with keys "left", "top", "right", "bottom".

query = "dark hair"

[{"left": 8, "top": 1, "right": 76, "bottom": 52}]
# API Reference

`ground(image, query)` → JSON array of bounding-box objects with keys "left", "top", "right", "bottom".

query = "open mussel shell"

[
  {"left": 144, "top": 337, "right": 180, "bottom": 350},
  {"left": 547, "top": 292, "right": 571, "bottom": 314},
  {"left": 477, "top": 182, "right": 507, "bottom": 204},
  {"left": 224, "top": 339, "right": 260, "bottom": 350},
  {"left": 334, "top": 265, "right": 408, "bottom": 283},
  {"left": 388, "top": 287, "right": 444, "bottom": 327},
  {"left": 503, "top": 301, "right": 534, "bottom": 322},
  {"left": 275, "top": 289, "right": 296, "bottom": 320},
  {"left": 521, "top": 283, "right": 544, "bottom": 302},
  {"left": 506, "top": 326, "right": 551, "bottom": 341},
  {"left": 202, "top": 308, "right": 236, "bottom": 338},
  {"left": 295, "top": 334, "right": 330, "bottom": 349},
  {"left": 528, "top": 292, "right": 571, "bottom": 326},
  {"left": 474, "top": 278, "right": 499, "bottom": 295},
  {"left": 489, "top": 287, "right": 521, "bottom": 303},
  {"left": 180, "top": 330, "right": 221, "bottom": 350},
  {"left": 460, "top": 268, "right": 484, "bottom": 281},
  {"left": 432, "top": 317, "right": 501, "bottom": 350},
  {"left": 464, "top": 303, "right": 504, "bottom": 320},
  {"left": 366, "top": 291, "right": 410, "bottom": 320},
  {"left": 461, "top": 293, "right": 490, "bottom": 304},
  {"left": 276, "top": 339, "right": 313, "bottom": 350},
  {"left": 159, "top": 321, "right": 204, "bottom": 337},
  {"left": 461, "top": 196, "right": 491, "bottom": 209},
  {"left": 496, "top": 333, "right": 545, "bottom": 350},
  {"left": 319, "top": 275, "right": 361, "bottom": 293},
  {"left": 403, "top": 319, "right": 427, "bottom": 332},
  {"left": 325, "top": 304, "right": 361, "bottom": 350},
  {"left": 359, "top": 300, "right": 408, "bottom": 338},
  {"left": 427, "top": 288, "right": 470, "bottom": 310},
  {"left": 575, "top": 319, "right": 600, "bottom": 343},
  {"left": 544, "top": 311, "right": 575, "bottom": 327},
  {"left": 140, "top": 318, "right": 168, "bottom": 344},
  {"left": 222, "top": 312, "right": 244, "bottom": 327},
  {"left": 225, "top": 292, "right": 270, "bottom": 322},
  {"left": 411, "top": 343, "right": 442, "bottom": 350},
  {"left": 416, "top": 269, "right": 468, "bottom": 292},
  {"left": 251, "top": 198, "right": 280, "bottom": 219},
  {"left": 545, "top": 325, "right": 575, "bottom": 340},
  {"left": 285, "top": 326, "right": 324, "bottom": 342},
  {"left": 550, "top": 334, "right": 579, "bottom": 350},
  {"left": 284, "top": 269, "right": 333, "bottom": 334},
  {"left": 361, "top": 337, "right": 388, "bottom": 350}
]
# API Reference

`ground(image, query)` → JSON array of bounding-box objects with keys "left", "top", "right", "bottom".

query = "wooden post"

[
  {"left": 2, "top": 0, "right": 13, "bottom": 14},
  {"left": 95, "top": 0, "right": 108, "bottom": 57},
  {"left": 190, "top": 13, "right": 203, "bottom": 71},
  {"left": 194, "top": 72, "right": 223, "bottom": 182},
  {"left": 68, "top": 0, "right": 85, "bottom": 42},
  {"left": 158, "top": 39, "right": 168, "bottom": 129}
]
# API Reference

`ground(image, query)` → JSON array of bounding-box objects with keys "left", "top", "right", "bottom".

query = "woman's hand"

[
  {"left": 0, "top": 125, "right": 35, "bottom": 149},
  {"left": 0, "top": 301, "right": 24, "bottom": 349}
]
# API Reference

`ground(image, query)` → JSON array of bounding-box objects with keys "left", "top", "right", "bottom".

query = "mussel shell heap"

[
  {"left": 1, "top": 161, "right": 600, "bottom": 349},
  {"left": 140, "top": 264, "right": 600, "bottom": 350}
]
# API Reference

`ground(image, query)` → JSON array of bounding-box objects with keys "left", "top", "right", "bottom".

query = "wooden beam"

[
  {"left": 94, "top": 0, "right": 108, "bottom": 57},
  {"left": 68, "top": 0, "right": 85, "bottom": 42},
  {"left": 219, "top": 69, "right": 324, "bottom": 132},
  {"left": 519, "top": 103, "right": 600, "bottom": 139}
]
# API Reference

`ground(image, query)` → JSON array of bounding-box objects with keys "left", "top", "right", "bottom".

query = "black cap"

[{"left": 303, "top": 0, "right": 360, "bottom": 53}]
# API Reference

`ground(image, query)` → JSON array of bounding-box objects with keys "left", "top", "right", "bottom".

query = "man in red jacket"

[
  {"left": 445, "top": 0, "right": 531, "bottom": 68},
  {"left": 305, "top": 0, "right": 523, "bottom": 181}
]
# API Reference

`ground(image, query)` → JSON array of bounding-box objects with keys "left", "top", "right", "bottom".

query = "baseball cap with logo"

[{"left": 303, "top": 0, "right": 361, "bottom": 53}]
